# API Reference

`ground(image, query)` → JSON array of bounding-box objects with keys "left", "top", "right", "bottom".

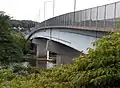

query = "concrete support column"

[
  {"left": 32, "top": 38, "right": 47, "bottom": 58},
  {"left": 56, "top": 55, "right": 62, "bottom": 65},
  {"left": 46, "top": 40, "right": 80, "bottom": 64},
  {"left": 56, "top": 54, "right": 73, "bottom": 65},
  {"left": 36, "top": 44, "right": 46, "bottom": 58},
  {"left": 32, "top": 38, "right": 48, "bottom": 68},
  {"left": 47, "top": 50, "right": 50, "bottom": 60},
  {"left": 36, "top": 58, "right": 47, "bottom": 68}
]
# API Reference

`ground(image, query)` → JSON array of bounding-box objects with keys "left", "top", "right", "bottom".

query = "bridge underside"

[
  {"left": 28, "top": 1, "right": 120, "bottom": 67},
  {"left": 30, "top": 28, "right": 107, "bottom": 53},
  {"left": 31, "top": 37, "right": 81, "bottom": 67},
  {"left": 29, "top": 27, "right": 107, "bottom": 67}
]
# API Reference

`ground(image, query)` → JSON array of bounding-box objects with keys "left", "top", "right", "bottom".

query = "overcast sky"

[{"left": 0, "top": 0, "right": 120, "bottom": 22}]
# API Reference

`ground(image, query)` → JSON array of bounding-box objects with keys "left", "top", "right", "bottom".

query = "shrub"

[{"left": 1, "top": 32, "right": 120, "bottom": 88}]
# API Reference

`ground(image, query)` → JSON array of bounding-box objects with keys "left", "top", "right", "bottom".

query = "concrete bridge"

[{"left": 28, "top": 1, "right": 120, "bottom": 67}]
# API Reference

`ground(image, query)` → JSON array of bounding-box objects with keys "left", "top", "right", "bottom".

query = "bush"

[
  {"left": 72, "top": 32, "right": 120, "bottom": 88},
  {"left": 0, "top": 12, "right": 30, "bottom": 64},
  {"left": 1, "top": 32, "right": 120, "bottom": 88}
]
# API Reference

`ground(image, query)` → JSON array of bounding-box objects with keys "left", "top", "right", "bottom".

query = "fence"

[{"left": 39, "top": 1, "right": 120, "bottom": 30}]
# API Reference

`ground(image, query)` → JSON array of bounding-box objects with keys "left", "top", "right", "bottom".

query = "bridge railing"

[{"left": 37, "top": 1, "right": 120, "bottom": 31}]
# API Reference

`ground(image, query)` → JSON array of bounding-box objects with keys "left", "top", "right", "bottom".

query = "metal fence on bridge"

[{"left": 39, "top": 1, "right": 120, "bottom": 30}]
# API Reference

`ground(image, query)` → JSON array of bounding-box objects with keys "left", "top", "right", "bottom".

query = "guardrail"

[{"left": 37, "top": 1, "right": 120, "bottom": 30}]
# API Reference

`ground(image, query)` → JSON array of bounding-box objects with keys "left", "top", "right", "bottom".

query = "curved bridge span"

[
  {"left": 28, "top": 1, "right": 120, "bottom": 66},
  {"left": 29, "top": 27, "right": 106, "bottom": 53},
  {"left": 29, "top": 27, "right": 107, "bottom": 67}
]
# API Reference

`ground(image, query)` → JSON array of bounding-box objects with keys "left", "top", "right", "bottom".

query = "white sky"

[{"left": 0, "top": 0, "right": 120, "bottom": 22}]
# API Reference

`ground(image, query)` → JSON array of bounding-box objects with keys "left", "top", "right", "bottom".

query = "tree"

[
  {"left": 72, "top": 32, "right": 120, "bottom": 88},
  {"left": 0, "top": 11, "right": 28, "bottom": 65}
]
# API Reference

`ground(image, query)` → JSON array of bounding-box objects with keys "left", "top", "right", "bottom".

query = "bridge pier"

[
  {"left": 31, "top": 38, "right": 81, "bottom": 67},
  {"left": 46, "top": 40, "right": 81, "bottom": 65},
  {"left": 56, "top": 55, "right": 74, "bottom": 65},
  {"left": 32, "top": 38, "right": 47, "bottom": 68},
  {"left": 32, "top": 38, "right": 47, "bottom": 58}
]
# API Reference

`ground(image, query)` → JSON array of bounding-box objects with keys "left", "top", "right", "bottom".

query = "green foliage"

[
  {"left": 0, "top": 69, "right": 15, "bottom": 86},
  {"left": 1, "top": 32, "right": 120, "bottom": 88},
  {"left": 116, "top": 18, "right": 120, "bottom": 29},
  {"left": 1, "top": 11, "right": 120, "bottom": 87},
  {"left": 10, "top": 30, "right": 30, "bottom": 55},
  {"left": 72, "top": 32, "right": 120, "bottom": 88},
  {"left": 13, "top": 65, "right": 41, "bottom": 74},
  {"left": 11, "top": 20, "right": 38, "bottom": 28},
  {"left": 0, "top": 11, "right": 30, "bottom": 64}
]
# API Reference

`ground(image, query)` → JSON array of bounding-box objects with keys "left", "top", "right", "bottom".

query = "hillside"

[{"left": 10, "top": 20, "right": 40, "bottom": 34}]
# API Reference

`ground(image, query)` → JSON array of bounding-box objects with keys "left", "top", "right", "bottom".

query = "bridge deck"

[
  {"left": 28, "top": 25, "right": 120, "bottom": 39},
  {"left": 34, "top": 26, "right": 118, "bottom": 32}
]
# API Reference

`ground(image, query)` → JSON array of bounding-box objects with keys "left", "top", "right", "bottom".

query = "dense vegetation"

[
  {"left": 1, "top": 11, "right": 120, "bottom": 88},
  {"left": 0, "top": 11, "right": 29, "bottom": 65},
  {"left": 11, "top": 20, "right": 39, "bottom": 28},
  {"left": 0, "top": 32, "right": 120, "bottom": 88},
  {"left": 10, "top": 19, "right": 40, "bottom": 34}
]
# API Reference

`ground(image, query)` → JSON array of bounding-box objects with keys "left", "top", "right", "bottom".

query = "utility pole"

[
  {"left": 44, "top": 1, "right": 53, "bottom": 28},
  {"left": 38, "top": 9, "right": 41, "bottom": 22},
  {"left": 53, "top": 0, "right": 55, "bottom": 17},
  {"left": 73, "top": 0, "right": 76, "bottom": 26}
]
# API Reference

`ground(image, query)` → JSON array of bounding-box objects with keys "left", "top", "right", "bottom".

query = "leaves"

[
  {"left": 1, "top": 15, "right": 120, "bottom": 88},
  {"left": 0, "top": 12, "right": 29, "bottom": 64}
]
